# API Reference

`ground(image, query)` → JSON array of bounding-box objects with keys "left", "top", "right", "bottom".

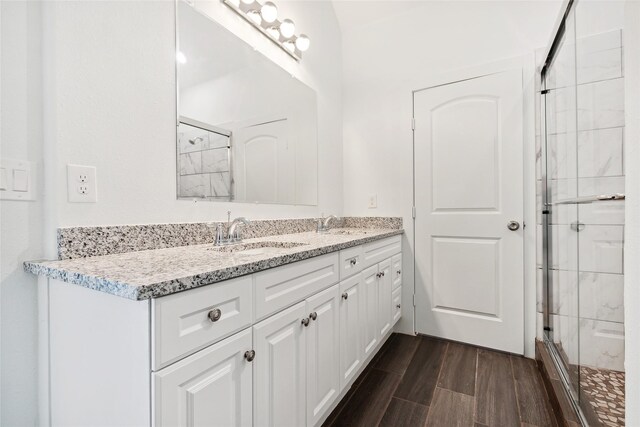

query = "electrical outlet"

[
  {"left": 368, "top": 194, "right": 377, "bottom": 209},
  {"left": 68, "top": 164, "right": 97, "bottom": 203}
]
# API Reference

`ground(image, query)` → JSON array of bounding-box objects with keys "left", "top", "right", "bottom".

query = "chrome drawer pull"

[{"left": 207, "top": 308, "right": 222, "bottom": 322}]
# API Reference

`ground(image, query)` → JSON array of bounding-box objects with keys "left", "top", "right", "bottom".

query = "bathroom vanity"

[{"left": 26, "top": 226, "right": 403, "bottom": 426}]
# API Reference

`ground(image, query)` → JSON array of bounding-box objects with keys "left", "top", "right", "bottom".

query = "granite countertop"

[{"left": 24, "top": 228, "right": 403, "bottom": 300}]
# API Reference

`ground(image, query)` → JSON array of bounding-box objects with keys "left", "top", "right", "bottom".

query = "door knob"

[{"left": 507, "top": 221, "right": 520, "bottom": 231}]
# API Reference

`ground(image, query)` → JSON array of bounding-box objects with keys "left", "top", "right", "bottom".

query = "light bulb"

[
  {"left": 260, "top": 2, "right": 278, "bottom": 23},
  {"left": 279, "top": 19, "right": 295, "bottom": 38},
  {"left": 176, "top": 51, "right": 187, "bottom": 64},
  {"left": 247, "top": 9, "right": 262, "bottom": 25},
  {"left": 295, "top": 34, "right": 309, "bottom": 52},
  {"left": 266, "top": 26, "right": 280, "bottom": 39},
  {"left": 283, "top": 40, "right": 296, "bottom": 53}
]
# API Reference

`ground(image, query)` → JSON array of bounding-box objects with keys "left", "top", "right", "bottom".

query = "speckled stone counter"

[{"left": 25, "top": 228, "right": 403, "bottom": 300}]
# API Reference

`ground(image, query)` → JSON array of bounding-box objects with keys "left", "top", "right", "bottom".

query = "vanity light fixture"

[{"left": 222, "top": 0, "right": 310, "bottom": 60}]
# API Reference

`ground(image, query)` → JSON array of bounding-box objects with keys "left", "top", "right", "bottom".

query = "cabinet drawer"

[
  {"left": 339, "top": 245, "right": 364, "bottom": 280},
  {"left": 152, "top": 276, "right": 253, "bottom": 370},
  {"left": 254, "top": 253, "right": 340, "bottom": 321},
  {"left": 392, "top": 253, "right": 402, "bottom": 291},
  {"left": 392, "top": 286, "right": 402, "bottom": 325},
  {"left": 362, "top": 235, "right": 401, "bottom": 268}
]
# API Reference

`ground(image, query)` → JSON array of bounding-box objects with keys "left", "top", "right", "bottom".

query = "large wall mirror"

[{"left": 176, "top": 0, "right": 318, "bottom": 205}]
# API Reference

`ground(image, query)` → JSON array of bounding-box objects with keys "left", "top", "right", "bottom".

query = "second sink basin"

[
  {"left": 209, "top": 241, "right": 307, "bottom": 254},
  {"left": 328, "top": 229, "right": 373, "bottom": 236}
]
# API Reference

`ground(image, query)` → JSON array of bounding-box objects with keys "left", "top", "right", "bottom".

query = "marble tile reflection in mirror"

[{"left": 176, "top": 0, "right": 318, "bottom": 205}]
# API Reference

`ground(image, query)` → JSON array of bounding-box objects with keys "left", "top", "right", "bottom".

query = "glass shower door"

[
  {"left": 543, "top": 4, "right": 581, "bottom": 403},
  {"left": 543, "top": 1, "right": 626, "bottom": 425}
]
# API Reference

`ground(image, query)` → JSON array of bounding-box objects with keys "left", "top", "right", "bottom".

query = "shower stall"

[{"left": 539, "top": 1, "right": 626, "bottom": 425}]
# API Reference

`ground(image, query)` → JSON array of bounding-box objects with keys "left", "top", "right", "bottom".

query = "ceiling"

[{"left": 331, "top": 0, "right": 564, "bottom": 36}]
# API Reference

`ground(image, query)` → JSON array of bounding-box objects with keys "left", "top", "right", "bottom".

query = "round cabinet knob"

[
  {"left": 309, "top": 312, "right": 318, "bottom": 321},
  {"left": 380, "top": 271, "right": 385, "bottom": 277},
  {"left": 507, "top": 221, "right": 520, "bottom": 231},
  {"left": 207, "top": 308, "right": 222, "bottom": 322},
  {"left": 342, "top": 292, "right": 349, "bottom": 300},
  {"left": 244, "top": 350, "right": 256, "bottom": 362},
  {"left": 301, "top": 318, "right": 310, "bottom": 327},
  {"left": 397, "top": 270, "right": 401, "bottom": 275},
  {"left": 396, "top": 304, "right": 401, "bottom": 309},
  {"left": 350, "top": 259, "right": 357, "bottom": 266}
]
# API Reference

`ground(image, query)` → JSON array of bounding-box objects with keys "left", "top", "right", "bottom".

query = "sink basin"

[
  {"left": 327, "top": 229, "right": 372, "bottom": 236},
  {"left": 209, "top": 241, "right": 307, "bottom": 254}
]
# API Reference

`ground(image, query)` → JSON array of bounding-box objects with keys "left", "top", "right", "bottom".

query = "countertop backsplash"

[{"left": 56, "top": 217, "right": 403, "bottom": 260}]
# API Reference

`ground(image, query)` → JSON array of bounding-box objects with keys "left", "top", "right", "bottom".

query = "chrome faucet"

[
  {"left": 317, "top": 214, "right": 338, "bottom": 233},
  {"left": 228, "top": 217, "right": 250, "bottom": 243},
  {"left": 213, "top": 213, "right": 251, "bottom": 245}
]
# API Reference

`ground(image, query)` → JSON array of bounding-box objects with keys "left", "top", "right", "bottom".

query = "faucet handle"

[{"left": 214, "top": 223, "right": 225, "bottom": 245}]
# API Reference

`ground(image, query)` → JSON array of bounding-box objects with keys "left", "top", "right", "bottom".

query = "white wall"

[
  {"left": 42, "top": 0, "right": 342, "bottom": 238},
  {"left": 1, "top": 1, "right": 342, "bottom": 424},
  {"left": 0, "top": 1, "right": 43, "bottom": 425},
  {"left": 340, "top": 0, "right": 562, "bottom": 347}
]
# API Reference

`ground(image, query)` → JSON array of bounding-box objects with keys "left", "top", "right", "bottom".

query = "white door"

[
  {"left": 414, "top": 69, "right": 524, "bottom": 354},
  {"left": 377, "top": 259, "right": 393, "bottom": 338},
  {"left": 361, "top": 265, "right": 379, "bottom": 357},
  {"left": 153, "top": 328, "right": 253, "bottom": 427},
  {"left": 306, "top": 285, "right": 340, "bottom": 426},
  {"left": 339, "top": 274, "right": 363, "bottom": 389},
  {"left": 253, "top": 301, "right": 306, "bottom": 427}
]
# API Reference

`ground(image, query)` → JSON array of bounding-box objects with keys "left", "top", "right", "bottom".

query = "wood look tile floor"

[{"left": 323, "top": 333, "right": 558, "bottom": 427}]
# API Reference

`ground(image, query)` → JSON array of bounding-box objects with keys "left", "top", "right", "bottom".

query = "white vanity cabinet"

[{"left": 43, "top": 234, "right": 402, "bottom": 427}]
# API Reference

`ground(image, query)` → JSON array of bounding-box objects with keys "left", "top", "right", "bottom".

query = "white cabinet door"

[
  {"left": 153, "top": 328, "right": 253, "bottom": 427},
  {"left": 253, "top": 301, "right": 307, "bottom": 427},
  {"left": 305, "top": 285, "right": 340, "bottom": 426},
  {"left": 392, "top": 286, "right": 402, "bottom": 325},
  {"left": 391, "top": 253, "right": 402, "bottom": 291},
  {"left": 361, "top": 265, "right": 379, "bottom": 357},
  {"left": 339, "top": 274, "right": 363, "bottom": 390},
  {"left": 378, "top": 259, "right": 393, "bottom": 338}
]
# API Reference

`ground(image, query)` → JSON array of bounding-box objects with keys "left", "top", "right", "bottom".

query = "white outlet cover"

[
  {"left": 368, "top": 194, "right": 377, "bottom": 209},
  {"left": 67, "top": 164, "right": 97, "bottom": 203}
]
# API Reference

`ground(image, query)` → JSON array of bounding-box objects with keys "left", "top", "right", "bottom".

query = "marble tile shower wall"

[
  {"left": 536, "top": 29, "right": 625, "bottom": 372},
  {"left": 177, "top": 124, "right": 231, "bottom": 198}
]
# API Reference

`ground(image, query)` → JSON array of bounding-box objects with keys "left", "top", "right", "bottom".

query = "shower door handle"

[{"left": 507, "top": 221, "right": 520, "bottom": 231}]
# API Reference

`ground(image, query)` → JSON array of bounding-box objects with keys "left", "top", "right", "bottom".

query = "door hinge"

[
  {"left": 541, "top": 89, "right": 550, "bottom": 95},
  {"left": 412, "top": 295, "right": 416, "bottom": 307},
  {"left": 411, "top": 118, "right": 415, "bottom": 130},
  {"left": 412, "top": 206, "right": 416, "bottom": 218}
]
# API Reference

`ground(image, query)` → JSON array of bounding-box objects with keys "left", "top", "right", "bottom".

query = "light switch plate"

[
  {"left": 67, "top": 164, "right": 97, "bottom": 203},
  {"left": 0, "top": 158, "right": 35, "bottom": 201}
]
